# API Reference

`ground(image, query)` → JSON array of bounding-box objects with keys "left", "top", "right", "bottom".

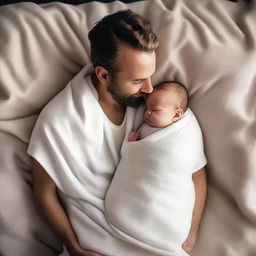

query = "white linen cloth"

[
  {"left": 105, "top": 109, "right": 207, "bottom": 256},
  {"left": 139, "top": 123, "right": 161, "bottom": 139},
  {"left": 27, "top": 64, "right": 132, "bottom": 202}
]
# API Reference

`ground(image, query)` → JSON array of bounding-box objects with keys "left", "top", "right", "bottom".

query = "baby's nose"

[{"left": 145, "top": 110, "right": 151, "bottom": 116}]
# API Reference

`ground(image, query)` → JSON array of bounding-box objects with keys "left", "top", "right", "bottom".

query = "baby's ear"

[{"left": 172, "top": 108, "right": 184, "bottom": 122}]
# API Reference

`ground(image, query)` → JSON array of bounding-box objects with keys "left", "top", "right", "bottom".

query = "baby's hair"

[{"left": 154, "top": 81, "right": 189, "bottom": 112}]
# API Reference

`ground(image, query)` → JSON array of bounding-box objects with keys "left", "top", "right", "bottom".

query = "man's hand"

[
  {"left": 182, "top": 168, "right": 206, "bottom": 253},
  {"left": 67, "top": 244, "right": 104, "bottom": 256},
  {"left": 72, "top": 250, "right": 104, "bottom": 256},
  {"left": 182, "top": 233, "right": 197, "bottom": 253}
]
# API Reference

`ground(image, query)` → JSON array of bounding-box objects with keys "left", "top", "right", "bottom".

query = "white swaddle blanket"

[{"left": 105, "top": 109, "right": 207, "bottom": 256}]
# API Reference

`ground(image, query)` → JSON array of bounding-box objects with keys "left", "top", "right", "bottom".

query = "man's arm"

[
  {"left": 32, "top": 159, "right": 103, "bottom": 256},
  {"left": 182, "top": 167, "right": 207, "bottom": 253}
]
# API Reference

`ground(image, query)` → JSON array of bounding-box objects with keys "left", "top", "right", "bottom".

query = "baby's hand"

[
  {"left": 128, "top": 131, "right": 140, "bottom": 141},
  {"left": 182, "top": 233, "right": 197, "bottom": 253}
]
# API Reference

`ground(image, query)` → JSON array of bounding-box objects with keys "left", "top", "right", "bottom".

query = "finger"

[
  {"left": 182, "top": 241, "right": 189, "bottom": 252},
  {"left": 182, "top": 243, "right": 192, "bottom": 253},
  {"left": 83, "top": 250, "right": 104, "bottom": 256},
  {"left": 128, "top": 132, "right": 138, "bottom": 141},
  {"left": 128, "top": 132, "right": 135, "bottom": 140}
]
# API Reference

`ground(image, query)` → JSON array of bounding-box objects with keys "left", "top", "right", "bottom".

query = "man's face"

[{"left": 107, "top": 42, "right": 156, "bottom": 108}]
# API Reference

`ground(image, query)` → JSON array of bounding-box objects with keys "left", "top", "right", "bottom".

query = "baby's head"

[{"left": 144, "top": 81, "right": 189, "bottom": 128}]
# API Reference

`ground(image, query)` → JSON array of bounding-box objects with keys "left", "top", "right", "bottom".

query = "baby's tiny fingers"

[{"left": 128, "top": 132, "right": 138, "bottom": 141}]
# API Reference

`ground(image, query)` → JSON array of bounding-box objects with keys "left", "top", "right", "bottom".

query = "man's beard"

[{"left": 107, "top": 77, "right": 145, "bottom": 108}]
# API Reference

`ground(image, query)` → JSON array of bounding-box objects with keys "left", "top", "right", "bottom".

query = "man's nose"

[{"left": 140, "top": 79, "right": 153, "bottom": 94}]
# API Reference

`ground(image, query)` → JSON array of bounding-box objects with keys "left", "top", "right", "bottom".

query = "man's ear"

[
  {"left": 94, "top": 66, "right": 110, "bottom": 84},
  {"left": 172, "top": 108, "right": 184, "bottom": 122}
]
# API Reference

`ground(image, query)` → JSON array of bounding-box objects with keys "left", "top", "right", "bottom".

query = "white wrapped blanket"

[{"left": 105, "top": 109, "right": 207, "bottom": 256}]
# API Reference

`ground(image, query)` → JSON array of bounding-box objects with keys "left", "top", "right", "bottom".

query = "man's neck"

[{"left": 91, "top": 73, "right": 126, "bottom": 125}]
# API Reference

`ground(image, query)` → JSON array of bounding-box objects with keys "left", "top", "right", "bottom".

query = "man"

[{"left": 28, "top": 10, "right": 158, "bottom": 256}]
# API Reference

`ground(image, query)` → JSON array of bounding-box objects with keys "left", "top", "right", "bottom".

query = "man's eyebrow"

[{"left": 131, "top": 78, "right": 146, "bottom": 81}]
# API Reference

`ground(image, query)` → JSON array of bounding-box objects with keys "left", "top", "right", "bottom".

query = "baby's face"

[{"left": 144, "top": 89, "right": 180, "bottom": 128}]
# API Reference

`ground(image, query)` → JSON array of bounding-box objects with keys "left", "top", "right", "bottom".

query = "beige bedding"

[{"left": 0, "top": 0, "right": 255, "bottom": 255}]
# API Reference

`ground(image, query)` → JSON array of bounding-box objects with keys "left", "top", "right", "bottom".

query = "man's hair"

[
  {"left": 154, "top": 81, "right": 189, "bottom": 112},
  {"left": 88, "top": 9, "right": 159, "bottom": 76}
]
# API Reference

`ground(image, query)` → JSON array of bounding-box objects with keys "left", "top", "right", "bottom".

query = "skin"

[
  {"left": 32, "top": 42, "right": 156, "bottom": 256},
  {"left": 143, "top": 88, "right": 183, "bottom": 128},
  {"left": 94, "top": 41, "right": 156, "bottom": 125},
  {"left": 182, "top": 167, "right": 207, "bottom": 253},
  {"left": 128, "top": 86, "right": 184, "bottom": 141},
  {"left": 106, "top": 42, "right": 156, "bottom": 108}
]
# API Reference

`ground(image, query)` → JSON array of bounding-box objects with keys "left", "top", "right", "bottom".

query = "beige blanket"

[{"left": 0, "top": 0, "right": 255, "bottom": 255}]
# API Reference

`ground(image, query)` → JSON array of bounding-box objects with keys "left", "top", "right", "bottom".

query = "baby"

[
  {"left": 128, "top": 81, "right": 189, "bottom": 141},
  {"left": 105, "top": 82, "right": 207, "bottom": 255},
  {"left": 129, "top": 81, "right": 207, "bottom": 253}
]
